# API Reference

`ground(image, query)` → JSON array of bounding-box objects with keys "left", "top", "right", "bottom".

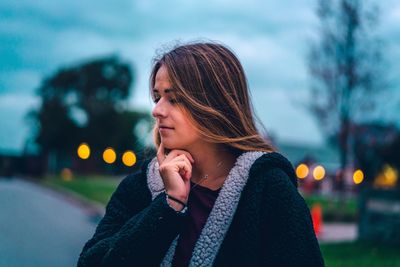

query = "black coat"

[{"left": 77, "top": 151, "right": 324, "bottom": 267}]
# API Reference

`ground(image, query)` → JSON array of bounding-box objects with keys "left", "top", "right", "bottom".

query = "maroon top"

[{"left": 171, "top": 181, "right": 221, "bottom": 267}]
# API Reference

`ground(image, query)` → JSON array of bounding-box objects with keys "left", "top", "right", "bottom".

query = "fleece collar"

[{"left": 146, "top": 151, "right": 266, "bottom": 267}]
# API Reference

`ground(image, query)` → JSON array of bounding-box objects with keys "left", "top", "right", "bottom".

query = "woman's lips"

[{"left": 159, "top": 126, "right": 174, "bottom": 133}]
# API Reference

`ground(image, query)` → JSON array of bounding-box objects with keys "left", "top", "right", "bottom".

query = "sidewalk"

[{"left": 318, "top": 223, "right": 357, "bottom": 243}]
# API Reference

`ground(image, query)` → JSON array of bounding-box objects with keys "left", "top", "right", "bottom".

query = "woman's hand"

[{"left": 156, "top": 142, "right": 194, "bottom": 205}]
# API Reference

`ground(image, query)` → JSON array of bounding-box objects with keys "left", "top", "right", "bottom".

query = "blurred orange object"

[{"left": 311, "top": 203, "right": 323, "bottom": 237}]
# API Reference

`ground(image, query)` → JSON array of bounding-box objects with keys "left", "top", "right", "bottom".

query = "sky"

[{"left": 1, "top": 0, "right": 400, "bottom": 155}]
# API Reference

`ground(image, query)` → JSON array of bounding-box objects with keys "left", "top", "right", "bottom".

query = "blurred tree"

[
  {"left": 30, "top": 56, "right": 152, "bottom": 174},
  {"left": 308, "top": 0, "right": 388, "bottom": 188}
]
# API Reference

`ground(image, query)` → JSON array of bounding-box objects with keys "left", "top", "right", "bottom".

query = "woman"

[{"left": 77, "top": 42, "right": 324, "bottom": 267}]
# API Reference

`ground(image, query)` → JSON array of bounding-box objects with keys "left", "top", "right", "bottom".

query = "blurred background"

[{"left": 1, "top": 0, "right": 400, "bottom": 266}]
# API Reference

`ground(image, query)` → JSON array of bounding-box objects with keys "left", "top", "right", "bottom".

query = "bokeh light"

[
  {"left": 103, "top": 148, "right": 116, "bottom": 164},
  {"left": 313, "top": 165, "right": 325, "bottom": 181},
  {"left": 122, "top": 150, "right": 137, "bottom": 167},
  {"left": 374, "top": 165, "right": 398, "bottom": 188},
  {"left": 353, "top": 169, "right": 364, "bottom": 185},
  {"left": 77, "top": 143, "right": 90, "bottom": 159},
  {"left": 296, "top": 164, "right": 309, "bottom": 179},
  {"left": 61, "top": 168, "right": 73, "bottom": 181}
]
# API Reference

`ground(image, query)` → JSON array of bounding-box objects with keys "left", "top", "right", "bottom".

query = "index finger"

[
  {"left": 156, "top": 142, "right": 165, "bottom": 164},
  {"left": 169, "top": 149, "right": 195, "bottom": 164}
]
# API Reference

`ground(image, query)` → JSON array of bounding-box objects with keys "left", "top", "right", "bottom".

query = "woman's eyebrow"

[{"left": 153, "top": 88, "right": 174, "bottom": 94}]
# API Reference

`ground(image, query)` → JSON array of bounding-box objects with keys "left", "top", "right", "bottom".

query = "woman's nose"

[{"left": 152, "top": 99, "right": 167, "bottom": 118}]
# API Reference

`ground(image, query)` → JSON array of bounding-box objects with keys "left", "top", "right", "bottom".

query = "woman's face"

[{"left": 151, "top": 65, "right": 201, "bottom": 150}]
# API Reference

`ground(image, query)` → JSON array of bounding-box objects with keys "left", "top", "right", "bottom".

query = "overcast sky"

[{"left": 1, "top": 0, "right": 399, "bottom": 154}]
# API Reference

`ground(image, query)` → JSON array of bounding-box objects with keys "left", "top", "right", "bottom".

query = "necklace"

[{"left": 190, "top": 160, "right": 224, "bottom": 190}]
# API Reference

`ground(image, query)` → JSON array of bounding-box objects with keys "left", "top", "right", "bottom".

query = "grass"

[
  {"left": 320, "top": 241, "right": 400, "bottom": 267},
  {"left": 42, "top": 175, "right": 120, "bottom": 205},
  {"left": 303, "top": 194, "right": 358, "bottom": 222}
]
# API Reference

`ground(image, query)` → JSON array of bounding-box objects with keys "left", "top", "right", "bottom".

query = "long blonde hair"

[{"left": 150, "top": 42, "right": 275, "bottom": 154}]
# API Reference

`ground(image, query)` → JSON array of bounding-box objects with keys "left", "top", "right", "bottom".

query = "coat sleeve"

[
  {"left": 77, "top": 171, "right": 187, "bottom": 267},
  {"left": 261, "top": 168, "right": 325, "bottom": 267}
]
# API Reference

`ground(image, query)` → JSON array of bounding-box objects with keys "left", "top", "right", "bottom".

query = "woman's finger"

[
  {"left": 172, "top": 155, "right": 192, "bottom": 172},
  {"left": 167, "top": 149, "right": 195, "bottom": 164},
  {"left": 175, "top": 160, "right": 192, "bottom": 180},
  {"left": 156, "top": 142, "right": 165, "bottom": 164},
  {"left": 171, "top": 154, "right": 191, "bottom": 164}
]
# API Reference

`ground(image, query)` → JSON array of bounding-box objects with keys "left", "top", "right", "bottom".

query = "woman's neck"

[{"left": 186, "top": 143, "right": 238, "bottom": 187}]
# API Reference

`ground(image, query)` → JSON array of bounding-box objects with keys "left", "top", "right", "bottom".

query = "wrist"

[
  {"left": 166, "top": 198, "right": 185, "bottom": 212},
  {"left": 165, "top": 190, "right": 187, "bottom": 204},
  {"left": 165, "top": 191, "right": 187, "bottom": 213}
]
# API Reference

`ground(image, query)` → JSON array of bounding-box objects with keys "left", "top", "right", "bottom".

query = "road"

[{"left": 0, "top": 178, "right": 101, "bottom": 267}]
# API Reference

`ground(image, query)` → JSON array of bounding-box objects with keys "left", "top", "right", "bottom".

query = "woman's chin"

[
  {"left": 161, "top": 136, "right": 196, "bottom": 151},
  {"left": 161, "top": 139, "right": 178, "bottom": 150},
  {"left": 161, "top": 140, "right": 188, "bottom": 151}
]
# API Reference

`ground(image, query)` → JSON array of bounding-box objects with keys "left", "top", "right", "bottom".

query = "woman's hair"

[{"left": 150, "top": 41, "right": 275, "bottom": 154}]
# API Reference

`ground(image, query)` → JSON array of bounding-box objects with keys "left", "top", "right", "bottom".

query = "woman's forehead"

[
  {"left": 153, "top": 66, "right": 173, "bottom": 92},
  {"left": 155, "top": 65, "right": 170, "bottom": 82}
]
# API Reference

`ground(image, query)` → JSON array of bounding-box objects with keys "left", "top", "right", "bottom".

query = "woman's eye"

[
  {"left": 152, "top": 96, "right": 182, "bottom": 104},
  {"left": 169, "top": 98, "right": 181, "bottom": 104}
]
